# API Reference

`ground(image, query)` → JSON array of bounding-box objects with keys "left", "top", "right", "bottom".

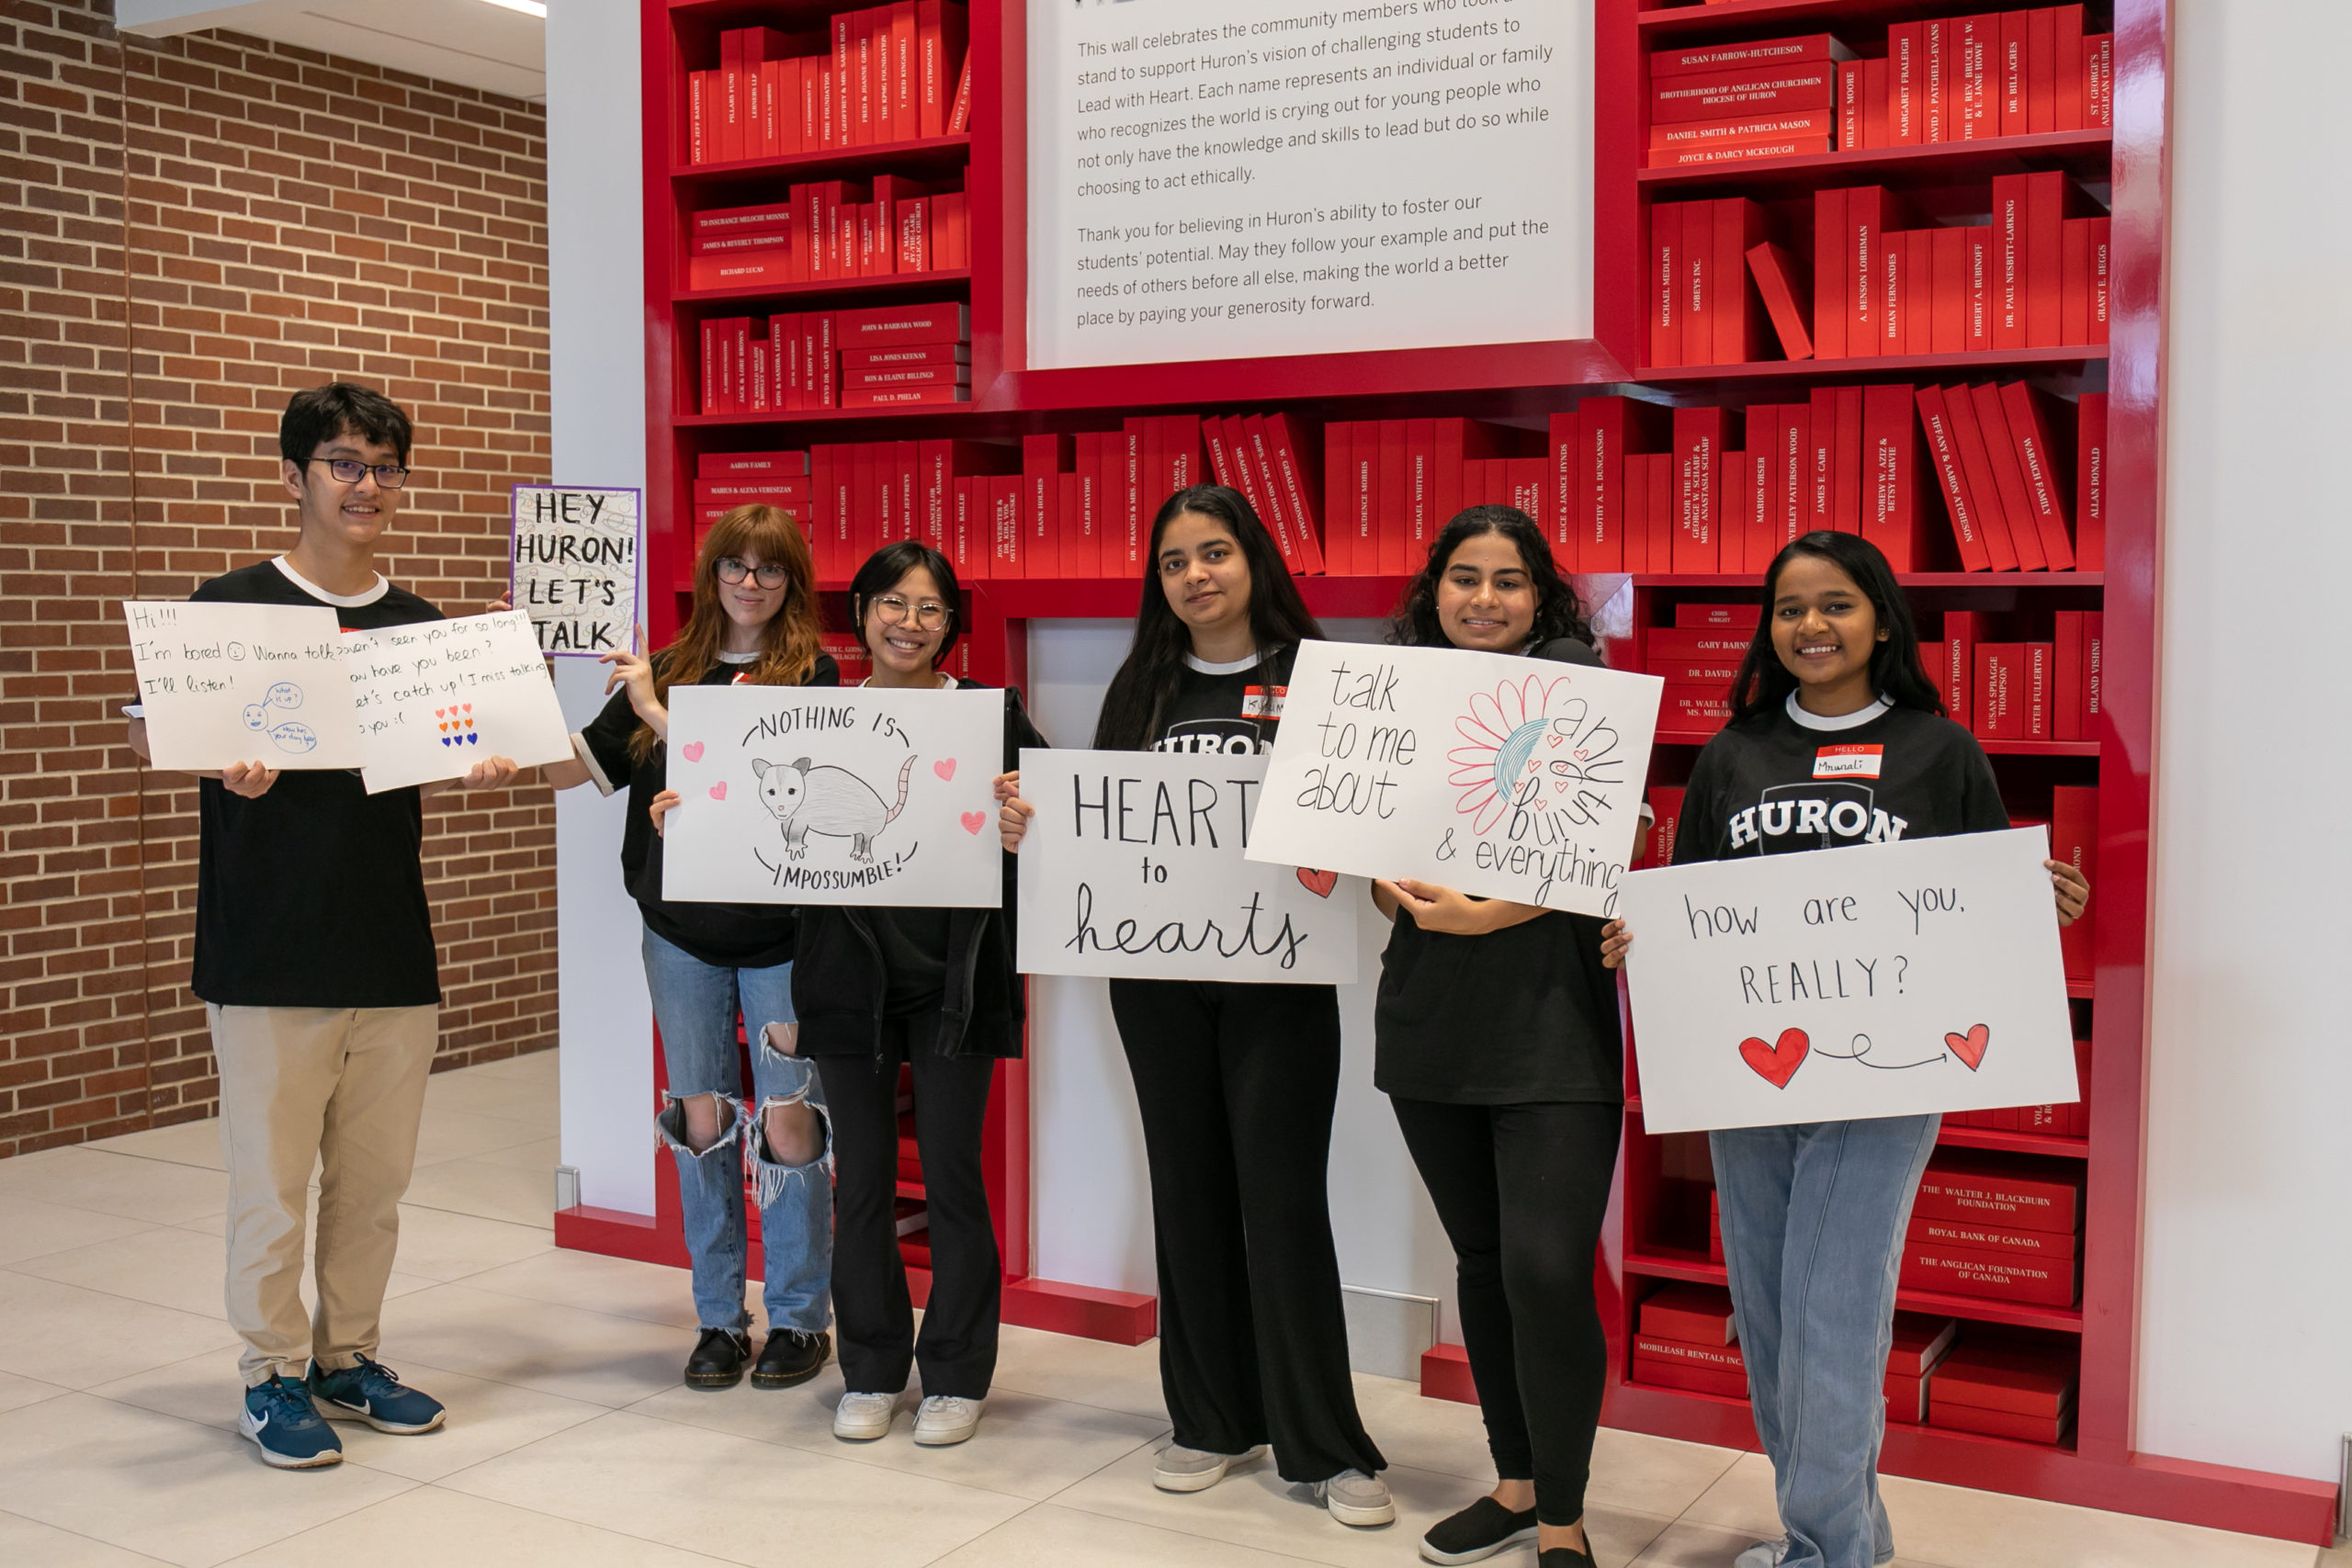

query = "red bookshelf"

[{"left": 554, "top": 0, "right": 2339, "bottom": 1543}]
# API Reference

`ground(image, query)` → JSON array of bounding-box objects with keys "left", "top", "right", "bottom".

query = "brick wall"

[{"left": 0, "top": 0, "right": 555, "bottom": 1156}]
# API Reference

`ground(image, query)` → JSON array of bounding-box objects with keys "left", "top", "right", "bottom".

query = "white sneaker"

[
  {"left": 912, "top": 1394, "right": 983, "bottom": 1446},
  {"left": 1736, "top": 1537, "right": 1895, "bottom": 1568},
  {"left": 1315, "top": 1468, "right": 1396, "bottom": 1528},
  {"left": 832, "top": 1390, "right": 900, "bottom": 1441},
  {"left": 1152, "top": 1442, "right": 1264, "bottom": 1493}
]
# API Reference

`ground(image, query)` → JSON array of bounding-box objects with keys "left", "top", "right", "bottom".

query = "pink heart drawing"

[
  {"left": 707, "top": 782, "right": 728, "bottom": 801},
  {"left": 933, "top": 759, "right": 956, "bottom": 782},
  {"left": 435, "top": 707, "right": 446, "bottom": 719},
  {"left": 958, "top": 810, "right": 986, "bottom": 834},
  {"left": 461, "top": 704, "right": 472, "bottom": 713},
  {"left": 681, "top": 741, "right": 705, "bottom": 762},
  {"left": 1944, "top": 1022, "right": 1992, "bottom": 1071}
]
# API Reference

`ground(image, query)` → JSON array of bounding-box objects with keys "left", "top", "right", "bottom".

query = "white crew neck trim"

[
  {"left": 272, "top": 555, "right": 388, "bottom": 608},
  {"left": 716, "top": 649, "right": 760, "bottom": 664},
  {"left": 1184, "top": 650, "right": 1262, "bottom": 676},
  {"left": 1785, "top": 691, "right": 1894, "bottom": 731}
]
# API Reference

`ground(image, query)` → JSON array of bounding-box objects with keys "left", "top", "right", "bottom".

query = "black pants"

[
  {"left": 816, "top": 1021, "right": 1001, "bottom": 1400},
  {"left": 1108, "top": 978, "right": 1384, "bottom": 1484},
  {"left": 1389, "top": 1097, "right": 1621, "bottom": 1527}
]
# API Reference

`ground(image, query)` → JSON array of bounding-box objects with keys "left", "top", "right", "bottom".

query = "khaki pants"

[{"left": 209, "top": 1003, "right": 438, "bottom": 1386}]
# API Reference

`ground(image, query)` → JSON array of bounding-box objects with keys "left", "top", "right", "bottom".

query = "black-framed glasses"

[
  {"left": 305, "top": 457, "right": 410, "bottom": 489},
  {"left": 870, "top": 594, "right": 950, "bottom": 629},
  {"left": 715, "top": 557, "right": 790, "bottom": 589}
]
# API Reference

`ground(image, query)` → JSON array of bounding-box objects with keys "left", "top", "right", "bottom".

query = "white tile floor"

[{"left": 0, "top": 1050, "right": 2339, "bottom": 1568}]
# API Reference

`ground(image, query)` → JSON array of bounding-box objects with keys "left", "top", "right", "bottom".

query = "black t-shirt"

[
  {"left": 1148, "top": 644, "right": 1294, "bottom": 754},
  {"left": 188, "top": 559, "right": 444, "bottom": 1008},
  {"left": 866, "top": 906, "right": 950, "bottom": 1017},
  {"left": 1672, "top": 695, "right": 2009, "bottom": 866},
  {"left": 577, "top": 651, "right": 839, "bottom": 969},
  {"left": 1374, "top": 638, "right": 1623, "bottom": 1106}
]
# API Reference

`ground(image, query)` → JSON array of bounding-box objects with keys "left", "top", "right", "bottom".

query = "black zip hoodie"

[{"left": 791, "top": 681, "right": 1046, "bottom": 1060}]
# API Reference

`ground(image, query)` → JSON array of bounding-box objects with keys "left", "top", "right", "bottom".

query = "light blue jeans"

[
  {"left": 641, "top": 928, "right": 832, "bottom": 1335},
  {"left": 1710, "top": 1114, "right": 1940, "bottom": 1568}
]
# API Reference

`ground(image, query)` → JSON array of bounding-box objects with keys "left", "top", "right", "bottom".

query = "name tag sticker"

[
  {"left": 1814, "top": 744, "right": 1884, "bottom": 779},
  {"left": 1242, "top": 684, "right": 1285, "bottom": 719}
]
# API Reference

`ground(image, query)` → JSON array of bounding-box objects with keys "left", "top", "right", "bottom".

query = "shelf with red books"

[
  {"left": 1640, "top": 129, "right": 2113, "bottom": 195},
  {"left": 1623, "top": 1247, "right": 2086, "bottom": 1335},
  {"left": 1938, "top": 1123, "right": 2091, "bottom": 1159},
  {"left": 1629, "top": 572, "right": 2104, "bottom": 589},
  {"left": 674, "top": 267, "right": 973, "bottom": 307},
  {"left": 1637, "top": 346, "right": 2108, "bottom": 385},
  {"left": 674, "top": 405, "right": 979, "bottom": 430},
  {"left": 673, "top": 131, "right": 973, "bottom": 188},
  {"left": 1653, "top": 731, "right": 2099, "bottom": 756},
  {"left": 1635, "top": 0, "right": 1978, "bottom": 39}
]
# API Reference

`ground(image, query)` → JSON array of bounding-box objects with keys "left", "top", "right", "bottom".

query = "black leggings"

[
  {"left": 816, "top": 1021, "right": 1001, "bottom": 1400},
  {"left": 1108, "top": 978, "right": 1385, "bottom": 1484},
  {"left": 1389, "top": 1097, "right": 1621, "bottom": 1526}
]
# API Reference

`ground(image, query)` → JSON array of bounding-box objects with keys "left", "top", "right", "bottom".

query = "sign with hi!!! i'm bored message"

[
  {"left": 1617, "top": 828, "right": 2078, "bottom": 1134},
  {"left": 661, "top": 682, "right": 1006, "bottom": 907},
  {"left": 1248, "top": 639, "right": 1663, "bottom": 917},
  {"left": 1016, "top": 750, "right": 1361, "bottom": 985}
]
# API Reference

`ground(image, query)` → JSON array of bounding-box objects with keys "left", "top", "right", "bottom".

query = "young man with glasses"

[{"left": 129, "top": 383, "right": 520, "bottom": 1468}]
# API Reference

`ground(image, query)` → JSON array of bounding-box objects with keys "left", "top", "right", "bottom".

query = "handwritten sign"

[
  {"left": 346, "top": 611, "right": 574, "bottom": 793},
  {"left": 1618, "top": 829, "right": 2077, "bottom": 1134},
  {"left": 1247, "top": 639, "right": 1664, "bottom": 917},
  {"left": 511, "top": 485, "right": 640, "bottom": 655},
  {"left": 1015, "top": 750, "right": 1361, "bottom": 984},
  {"left": 662, "top": 682, "right": 1005, "bottom": 907},
  {"left": 122, "top": 601, "right": 362, "bottom": 770}
]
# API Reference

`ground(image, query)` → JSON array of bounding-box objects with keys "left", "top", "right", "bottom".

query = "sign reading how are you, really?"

[
  {"left": 1248, "top": 638, "right": 1664, "bottom": 918},
  {"left": 343, "top": 611, "right": 574, "bottom": 793},
  {"left": 1016, "top": 750, "right": 1361, "bottom": 985},
  {"left": 510, "top": 485, "right": 640, "bottom": 655},
  {"left": 1617, "top": 828, "right": 2078, "bottom": 1134}
]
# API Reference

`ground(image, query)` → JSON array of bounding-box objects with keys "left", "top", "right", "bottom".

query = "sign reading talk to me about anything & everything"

[
  {"left": 1248, "top": 638, "right": 1663, "bottom": 918},
  {"left": 1617, "top": 828, "right": 2078, "bottom": 1134},
  {"left": 1015, "top": 750, "right": 1361, "bottom": 985}
]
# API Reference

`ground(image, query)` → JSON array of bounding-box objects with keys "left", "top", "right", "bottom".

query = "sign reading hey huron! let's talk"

[
  {"left": 1247, "top": 639, "right": 1664, "bottom": 918},
  {"left": 662, "top": 682, "right": 1006, "bottom": 907},
  {"left": 1617, "top": 828, "right": 2078, "bottom": 1134},
  {"left": 1016, "top": 750, "right": 1362, "bottom": 985},
  {"left": 510, "top": 485, "right": 640, "bottom": 656}
]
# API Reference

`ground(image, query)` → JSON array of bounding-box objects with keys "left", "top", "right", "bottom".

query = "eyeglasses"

[
  {"left": 869, "top": 594, "right": 950, "bottom": 629},
  {"left": 305, "top": 457, "right": 410, "bottom": 488},
  {"left": 715, "top": 557, "right": 790, "bottom": 589}
]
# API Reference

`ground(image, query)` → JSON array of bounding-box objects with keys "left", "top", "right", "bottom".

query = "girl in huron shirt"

[
  {"left": 1601, "top": 534, "right": 2088, "bottom": 1568},
  {"left": 998, "top": 483, "right": 1393, "bottom": 1530}
]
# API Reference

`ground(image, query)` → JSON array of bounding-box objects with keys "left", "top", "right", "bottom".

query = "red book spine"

[
  {"left": 2023, "top": 171, "right": 2070, "bottom": 347},
  {"left": 1939, "top": 610, "right": 1983, "bottom": 724},
  {"left": 1650, "top": 62, "right": 1838, "bottom": 124},
  {"left": 2059, "top": 217, "right": 2089, "bottom": 346},
  {"left": 1664, "top": 683, "right": 1732, "bottom": 731},
  {"left": 1999, "top": 11, "right": 2028, "bottom": 136},
  {"left": 1622, "top": 447, "right": 1650, "bottom": 574},
  {"left": 1964, "top": 224, "right": 1992, "bottom": 352},
  {"left": 1680, "top": 201, "right": 1713, "bottom": 367},
  {"left": 1121, "top": 420, "right": 1144, "bottom": 571},
  {"left": 1546, "top": 412, "right": 1577, "bottom": 569},
  {"left": 1433, "top": 417, "right": 1466, "bottom": 539},
  {"left": 1638, "top": 1285, "right": 1736, "bottom": 1344},
  {"left": 720, "top": 28, "right": 745, "bottom": 163},
  {"left": 1807, "top": 386, "right": 1836, "bottom": 532},
  {"left": 1243, "top": 414, "right": 1303, "bottom": 572},
  {"left": 1999, "top": 381, "right": 2076, "bottom": 570},
  {"left": 1975, "top": 642, "right": 2021, "bottom": 738},
  {"left": 1916, "top": 387, "right": 1991, "bottom": 573},
  {"left": 1651, "top": 203, "right": 1682, "bottom": 367},
  {"left": 1941, "top": 382, "right": 2021, "bottom": 570},
  {"left": 1812, "top": 187, "right": 1846, "bottom": 359},
  {"left": 992, "top": 474, "right": 1023, "bottom": 578},
  {"left": 1585, "top": 400, "right": 1627, "bottom": 571},
  {"left": 1633, "top": 1353, "right": 1750, "bottom": 1400},
  {"left": 1879, "top": 226, "right": 1906, "bottom": 355},
  {"left": 2086, "top": 215, "right": 2110, "bottom": 345},
  {"left": 1348, "top": 423, "right": 1377, "bottom": 576},
  {"left": 2054, "top": 610, "right": 2084, "bottom": 741},
  {"left": 2083, "top": 609, "right": 2102, "bottom": 732},
  {"left": 1406, "top": 417, "right": 1437, "bottom": 566},
  {"left": 1376, "top": 419, "right": 1408, "bottom": 573},
  {"left": 1741, "top": 445, "right": 1770, "bottom": 575},
  {"left": 1648, "top": 454, "right": 1675, "bottom": 574},
  {"left": 1923, "top": 19, "right": 1950, "bottom": 141},
  {"left": 893, "top": 2, "right": 919, "bottom": 141},
  {"left": 1713, "top": 197, "right": 1766, "bottom": 366},
  {"left": 1991, "top": 175, "right": 2028, "bottom": 349},
  {"left": 1650, "top": 34, "right": 1847, "bottom": 79},
  {"left": 2027, "top": 6, "right": 2057, "bottom": 135},
  {"left": 2085, "top": 34, "right": 2112, "bottom": 128},
  {"left": 946, "top": 51, "right": 973, "bottom": 134},
  {"left": 1055, "top": 472, "right": 1081, "bottom": 575},
  {"left": 950, "top": 477, "right": 977, "bottom": 576},
  {"left": 1649, "top": 108, "right": 1838, "bottom": 149},
  {"left": 1968, "top": 382, "right": 2048, "bottom": 570},
  {"left": 1773, "top": 402, "right": 1806, "bottom": 553},
  {"left": 1910, "top": 1214, "right": 2081, "bottom": 1262},
  {"left": 1861, "top": 383, "right": 1921, "bottom": 572},
  {"left": 1955, "top": 14, "right": 1994, "bottom": 140},
  {"left": 1890, "top": 23, "right": 1922, "bottom": 144},
  {"left": 1831, "top": 386, "right": 1862, "bottom": 534},
  {"left": 2052, "top": 782, "right": 2097, "bottom": 979},
  {"left": 2074, "top": 392, "right": 2106, "bottom": 570},
  {"left": 1267, "top": 413, "right": 1326, "bottom": 573},
  {"left": 1906, "top": 232, "right": 1935, "bottom": 355},
  {"left": 1902, "top": 1245, "right": 2077, "bottom": 1307},
  {"left": 1023, "top": 433, "right": 1066, "bottom": 579},
  {"left": 1846, "top": 186, "right": 1890, "bottom": 359},
  {"left": 1672, "top": 406, "right": 1730, "bottom": 573},
  {"left": 1651, "top": 137, "right": 1833, "bottom": 168},
  {"left": 1747, "top": 242, "right": 1814, "bottom": 362},
  {"left": 1507, "top": 457, "right": 1548, "bottom": 544},
  {"left": 1860, "top": 57, "right": 1888, "bottom": 149},
  {"left": 1838, "top": 60, "right": 1862, "bottom": 151},
  {"left": 2024, "top": 639, "right": 2053, "bottom": 738},
  {"left": 689, "top": 70, "right": 712, "bottom": 165}
]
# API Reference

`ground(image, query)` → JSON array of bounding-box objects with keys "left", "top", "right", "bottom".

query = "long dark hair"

[
  {"left": 1091, "top": 483, "right": 1322, "bottom": 750},
  {"left": 633, "top": 504, "right": 823, "bottom": 760},
  {"left": 849, "top": 539, "right": 964, "bottom": 667},
  {"left": 1388, "top": 505, "right": 1593, "bottom": 651},
  {"left": 1728, "top": 531, "right": 1943, "bottom": 723}
]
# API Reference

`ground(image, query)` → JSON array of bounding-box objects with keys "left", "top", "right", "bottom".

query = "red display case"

[{"left": 555, "top": 0, "right": 2340, "bottom": 1540}]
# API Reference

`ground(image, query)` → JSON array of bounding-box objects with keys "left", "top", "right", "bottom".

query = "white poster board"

[
  {"left": 1247, "top": 639, "right": 1662, "bottom": 917},
  {"left": 511, "top": 485, "right": 640, "bottom": 656},
  {"left": 1025, "top": 0, "right": 1593, "bottom": 369},
  {"left": 346, "top": 611, "right": 574, "bottom": 793},
  {"left": 1016, "top": 749, "right": 1360, "bottom": 984},
  {"left": 662, "top": 682, "right": 1005, "bottom": 907},
  {"left": 1618, "top": 829, "right": 2078, "bottom": 1134},
  {"left": 122, "top": 601, "right": 361, "bottom": 770}
]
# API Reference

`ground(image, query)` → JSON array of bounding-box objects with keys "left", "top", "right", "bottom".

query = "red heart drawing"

[
  {"left": 1544, "top": 733, "right": 1563, "bottom": 748},
  {"left": 959, "top": 810, "right": 986, "bottom": 834},
  {"left": 681, "top": 741, "right": 705, "bottom": 762},
  {"left": 708, "top": 782, "right": 727, "bottom": 801},
  {"left": 1295, "top": 866, "right": 1338, "bottom": 899},
  {"left": 933, "top": 759, "right": 957, "bottom": 782},
  {"left": 1738, "top": 1027, "right": 1811, "bottom": 1089},
  {"left": 435, "top": 707, "right": 446, "bottom": 719},
  {"left": 1944, "top": 1023, "right": 1991, "bottom": 1071}
]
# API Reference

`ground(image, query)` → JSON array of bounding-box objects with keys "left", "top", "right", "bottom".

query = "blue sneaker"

[
  {"left": 240, "top": 1374, "right": 343, "bottom": 1468},
  {"left": 307, "top": 1356, "right": 447, "bottom": 1435}
]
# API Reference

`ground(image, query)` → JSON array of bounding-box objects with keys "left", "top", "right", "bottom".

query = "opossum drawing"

[{"left": 749, "top": 754, "right": 918, "bottom": 863}]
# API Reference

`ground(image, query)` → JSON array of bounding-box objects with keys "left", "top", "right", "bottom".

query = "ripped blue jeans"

[{"left": 641, "top": 928, "right": 832, "bottom": 1335}]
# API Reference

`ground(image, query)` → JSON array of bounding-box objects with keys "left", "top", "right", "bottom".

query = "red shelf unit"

[{"left": 560, "top": 0, "right": 2340, "bottom": 1543}]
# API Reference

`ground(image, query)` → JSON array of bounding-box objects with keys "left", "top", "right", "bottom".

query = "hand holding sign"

[{"left": 1616, "top": 828, "right": 2077, "bottom": 1133}]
